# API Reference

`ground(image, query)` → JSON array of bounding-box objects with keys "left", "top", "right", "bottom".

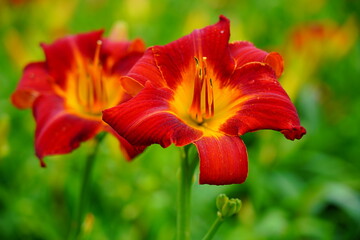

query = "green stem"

[
  {"left": 69, "top": 132, "right": 106, "bottom": 240},
  {"left": 201, "top": 214, "right": 224, "bottom": 240},
  {"left": 177, "top": 145, "right": 198, "bottom": 240}
]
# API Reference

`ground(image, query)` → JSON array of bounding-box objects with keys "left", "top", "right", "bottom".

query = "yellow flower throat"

[{"left": 65, "top": 40, "right": 122, "bottom": 119}]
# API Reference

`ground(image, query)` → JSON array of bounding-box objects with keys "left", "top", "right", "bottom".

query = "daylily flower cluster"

[{"left": 12, "top": 16, "right": 305, "bottom": 185}]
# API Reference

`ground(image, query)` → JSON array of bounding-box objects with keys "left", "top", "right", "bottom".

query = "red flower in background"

[
  {"left": 11, "top": 30, "right": 146, "bottom": 166},
  {"left": 103, "top": 16, "right": 306, "bottom": 185}
]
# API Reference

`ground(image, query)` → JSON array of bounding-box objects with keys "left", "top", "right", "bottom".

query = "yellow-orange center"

[
  {"left": 61, "top": 40, "right": 124, "bottom": 120},
  {"left": 170, "top": 56, "right": 251, "bottom": 136}
]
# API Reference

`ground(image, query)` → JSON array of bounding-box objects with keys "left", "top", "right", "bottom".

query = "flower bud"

[
  {"left": 216, "top": 194, "right": 229, "bottom": 211},
  {"left": 216, "top": 194, "right": 242, "bottom": 219}
]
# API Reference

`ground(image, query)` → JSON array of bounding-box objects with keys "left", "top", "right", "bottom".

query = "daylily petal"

[
  {"left": 111, "top": 52, "right": 146, "bottom": 76},
  {"left": 103, "top": 83, "right": 203, "bottom": 148},
  {"left": 102, "top": 38, "right": 145, "bottom": 65},
  {"left": 150, "top": 15, "right": 234, "bottom": 89},
  {"left": 220, "top": 62, "right": 306, "bottom": 140},
  {"left": 11, "top": 62, "right": 54, "bottom": 109},
  {"left": 33, "top": 94, "right": 102, "bottom": 163},
  {"left": 229, "top": 41, "right": 284, "bottom": 77},
  {"left": 104, "top": 126, "right": 146, "bottom": 161},
  {"left": 102, "top": 38, "right": 145, "bottom": 74},
  {"left": 264, "top": 52, "right": 284, "bottom": 78},
  {"left": 116, "top": 15, "right": 235, "bottom": 91},
  {"left": 120, "top": 48, "right": 166, "bottom": 90},
  {"left": 41, "top": 30, "right": 104, "bottom": 89},
  {"left": 119, "top": 76, "right": 145, "bottom": 96},
  {"left": 194, "top": 135, "right": 248, "bottom": 185}
]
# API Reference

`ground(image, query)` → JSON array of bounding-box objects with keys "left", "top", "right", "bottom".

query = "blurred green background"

[{"left": 1, "top": 0, "right": 360, "bottom": 239}]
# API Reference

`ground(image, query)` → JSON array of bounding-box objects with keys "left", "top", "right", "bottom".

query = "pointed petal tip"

[
  {"left": 36, "top": 151, "right": 47, "bottom": 167},
  {"left": 219, "top": 15, "right": 230, "bottom": 23},
  {"left": 121, "top": 145, "right": 147, "bottom": 161},
  {"left": 104, "top": 125, "right": 147, "bottom": 161},
  {"left": 39, "top": 158, "right": 46, "bottom": 167},
  {"left": 217, "top": 15, "right": 230, "bottom": 30},
  {"left": 281, "top": 126, "right": 307, "bottom": 140}
]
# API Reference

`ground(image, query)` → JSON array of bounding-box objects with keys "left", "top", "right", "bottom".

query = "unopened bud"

[
  {"left": 216, "top": 194, "right": 242, "bottom": 219},
  {"left": 216, "top": 194, "right": 229, "bottom": 211}
]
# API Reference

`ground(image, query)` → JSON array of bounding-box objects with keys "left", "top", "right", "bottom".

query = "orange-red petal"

[
  {"left": 150, "top": 15, "right": 234, "bottom": 89},
  {"left": 101, "top": 38, "right": 145, "bottom": 75},
  {"left": 11, "top": 62, "right": 54, "bottom": 109},
  {"left": 40, "top": 30, "right": 104, "bottom": 89},
  {"left": 194, "top": 135, "right": 248, "bottom": 185},
  {"left": 119, "top": 48, "right": 164, "bottom": 91},
  {"left": 124, "top": 15, "right": 234, "bottom": 91},
  {"left": 103, "top": 83, "right": 203, "bottom": 148},
  {"left": 33, "top": 94, "right": 102, "bottom": 161},
  {"left": 220, "top": 62, "right": 306, "bottom": 140},
  {"left": 229, "top": 41, "right": 284, "bottom": 77}
]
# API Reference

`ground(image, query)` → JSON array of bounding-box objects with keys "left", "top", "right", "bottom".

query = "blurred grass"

[{"left": 1, "top": 0, "right": 360, "bottom": 239}]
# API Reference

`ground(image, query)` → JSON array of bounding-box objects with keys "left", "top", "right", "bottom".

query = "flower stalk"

[
  {"left": 201, "top": 214, "right": 224, "bottom": 240},
  {"left": 69, "top": 132, "right": 106, "bottom": 240},
  {"left": 177, "top": 145, "right": 198, "bottom": 240}
]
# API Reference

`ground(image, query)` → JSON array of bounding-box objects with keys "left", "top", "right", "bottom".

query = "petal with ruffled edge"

[
  {"left": 33, "top": 94, "right": 102, "bottom": 165},
  {"left": 229, "top": 41, "right": 284, "bottom": 77},
  {"left": 103, "top": 83, "right": 203, "bottom": 148},
  {"left": 194, "top": 135, "right": 248, "bottom": 185},
  {"left": 220, "top": 62, "right": 306, "bottom": 140},
  {"left": 11, "top": 62, "right": 54, "bottom": 109},
  {"left": 41, "top": 30, "right": 104, "bottom": 89}
]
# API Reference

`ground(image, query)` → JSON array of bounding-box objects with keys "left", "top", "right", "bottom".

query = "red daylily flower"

[
  {"left": 11, "top": 30, "right": 146, "bottom": 166},
  {"left": 103, "top": 16, "right": 306, "bottom": 185}
]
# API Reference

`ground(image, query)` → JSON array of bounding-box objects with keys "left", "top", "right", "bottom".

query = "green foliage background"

[{"left": 1, "top": 0, "right": 360, "bottom": 239}]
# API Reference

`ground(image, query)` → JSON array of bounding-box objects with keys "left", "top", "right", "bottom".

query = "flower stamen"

[
  {"left": 189, "top": 56, "right": 214, "bottom": 124},
  {"left": 74, "top": 39, "right": 108, "bottom": 116}
]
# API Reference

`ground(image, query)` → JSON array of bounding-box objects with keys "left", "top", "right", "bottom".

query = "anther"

[{"left": 194, "top": 56, "right": 199, "bottom": 65}]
